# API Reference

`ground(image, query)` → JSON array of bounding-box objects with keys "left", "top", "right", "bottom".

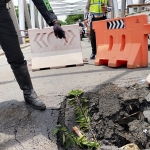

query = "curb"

[{"left": 0, "top": 43, "right": 30, "bottom": 56}]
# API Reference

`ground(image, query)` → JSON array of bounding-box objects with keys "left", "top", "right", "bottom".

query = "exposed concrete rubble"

[
  {"left": 87, "top": 83, "right": 150, "bottom": 149},
  {"left": 58, "top": 83, "right": 150, "bottom": 150},
  {"left": 120, "top": 143, "right": 140, "bottom": 150}
]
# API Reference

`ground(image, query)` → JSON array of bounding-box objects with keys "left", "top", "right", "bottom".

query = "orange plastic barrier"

[{"left": 93, "top": 14, "right": 150, "bottom": 68}]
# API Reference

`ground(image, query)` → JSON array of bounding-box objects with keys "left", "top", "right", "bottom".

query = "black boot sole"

[{"left": 26, "top": 102, "right": 46, "bottom": 111}]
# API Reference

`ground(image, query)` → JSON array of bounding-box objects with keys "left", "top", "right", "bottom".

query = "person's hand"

[
  {"left": 84, "top": 20, "right": 88, "bottom": 27},
  {"left": 53, "top": 21, "right": 68, "bottom": 42}
]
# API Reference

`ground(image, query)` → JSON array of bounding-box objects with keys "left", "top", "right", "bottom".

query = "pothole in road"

[{"left": 57, "top": 83, "right": 150, "bottom": 150}]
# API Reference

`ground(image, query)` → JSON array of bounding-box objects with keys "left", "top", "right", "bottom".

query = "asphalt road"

[{"left": 0, "top": 39, "right": 150, "bottom": 149}]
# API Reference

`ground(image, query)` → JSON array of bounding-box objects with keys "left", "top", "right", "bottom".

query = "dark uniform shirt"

[
  {"left": 0, "top": 0, "right": 7, "bottom": 10},
  {"left": 0, "top": 0, "right": 57, "bottom": 26},
  {"left": 0, "top": 0, "right": 16, "bottom": 35}
]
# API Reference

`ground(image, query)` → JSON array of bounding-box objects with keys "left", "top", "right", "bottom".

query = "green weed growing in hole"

[{"left": 53, "top": 90, "right": 100, "bottom": 150}]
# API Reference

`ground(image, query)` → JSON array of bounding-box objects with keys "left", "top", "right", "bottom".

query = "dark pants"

[
  {"left": 0, "top": 9, "right": 25, "bottom": 70},
  {"left": 90, "top": 16, "right": 107, "bottom": 55}
]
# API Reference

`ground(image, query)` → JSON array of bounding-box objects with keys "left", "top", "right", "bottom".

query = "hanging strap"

[{"left": 6, "top": 1, "right": 11, "bottom": 9}]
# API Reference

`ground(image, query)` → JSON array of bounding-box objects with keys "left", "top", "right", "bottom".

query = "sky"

[{"left": 13, "top": 0, "right": 139, "bottom": 21}]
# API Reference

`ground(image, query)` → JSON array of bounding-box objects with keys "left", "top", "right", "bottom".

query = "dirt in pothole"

[{"left": 57, "top": 83, "right": 150, "bottom": 150}]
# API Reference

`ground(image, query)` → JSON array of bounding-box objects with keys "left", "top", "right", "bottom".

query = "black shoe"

[
  {"left": 24, "top": 89, "right": 46, "bottom": 110},
  {"left": 13, "top": 63, "right": 46, "bottom": 111},
  {"left": 90, "top": 53, "right": 95, "bottom": 59}
]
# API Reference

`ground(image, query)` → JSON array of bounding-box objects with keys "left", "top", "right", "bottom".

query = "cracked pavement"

[
  {"left": 0, "top": 100, "right": 58, "bottom": 150},
  {"left": 0, "top": 39, "right": 150, "bottom": 149}
]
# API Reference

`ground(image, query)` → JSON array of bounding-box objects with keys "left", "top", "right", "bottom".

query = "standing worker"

[
  {"left": 84, "top": 0, "right": 112, "bottom": 59},
  {"left": 0, "top": 0, "right": 67, "bottom": 110},
  {"left": 84, "top": 12, "right": 91, "bottom": 42}
]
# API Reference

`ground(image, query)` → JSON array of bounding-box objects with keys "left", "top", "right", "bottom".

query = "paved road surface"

[{"left": 0, "top": 39, "right": 150, "bottom": 149}]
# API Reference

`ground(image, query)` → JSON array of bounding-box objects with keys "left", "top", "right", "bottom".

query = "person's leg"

[
  {"left": 0, "top": 10, "right": 46, "bottom": 110},
  {"left": 87, "top": 26, "right": 91, "bottom": 42},
  {"left": 90, "top": 16, "right": 107, "bottom": 59},
  {"left": 90, "top": 20, "right": 96, "bottom": 59},
  {"left": 0, "top": 22, "right": 25, "bottom": 69}
]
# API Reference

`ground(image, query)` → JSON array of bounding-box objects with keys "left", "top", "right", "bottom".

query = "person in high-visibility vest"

[
  {"left": 84, "top": 0, "right": 112, "bottom": 59},
  {"left": 0, "top": 0, "right": 67, "bottom": 110}
]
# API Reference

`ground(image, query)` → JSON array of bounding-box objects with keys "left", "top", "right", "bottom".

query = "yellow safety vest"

[{"left": 90, "top": 0, "right": 108, "bottom": 14}]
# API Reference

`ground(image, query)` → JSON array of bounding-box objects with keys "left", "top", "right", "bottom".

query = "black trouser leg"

[
  {"left": 90, "top": 22, "right": 96, "bottom": 55},
  {"left": 0, "top": 28, "right": 25, "bottom": 70},
  {"left": 0, "top": 10, "right": 25, "bottom": 70},
  {"left": 13, "top": 63, "right": 46, "bottom": 110},
  {"left": 0, "top": 9, "right": 46, "bottom": 110},
  {"left": 90, "top": 16, "right": 107, "bottom": 55}
]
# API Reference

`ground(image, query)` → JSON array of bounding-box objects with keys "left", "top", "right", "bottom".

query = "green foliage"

[
  {"left": 53, "top": 124, "right": 77, "bottom": 149},
  {"left": 53, "top": 124, "right": 100, "bottom": 150},
  {"left": 14, "top": 6, "right": 19, "bottom": 18},
  {"left": 68, "top": 90, "right": 89, "bottom": 131},
  {"left": 65, "top": 14, "right": 84, "bottom": 25},
  {"left": 77, "top": 135, "right": 100, "bottom": 150},
  {"left": 14, "top": 3, "right": 30, "bottom": 18},
  {"left": 68, "top": 89, "right": 83, "bottom": 98},
  {"left": 53, "top": 90, "right": 100, "bottom": 150},
  {"left": 27, "top": 3, "right": 30, "bottom": 14},
  {"left": 58, "top": 20, "right": 67, "bottom": 26},
  {"left": 14, "top": 3, "right": 30, "bottom": 29}
]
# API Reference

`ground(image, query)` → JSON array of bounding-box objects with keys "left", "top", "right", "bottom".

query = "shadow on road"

[{"left": 0, "top": 100, "right": 59, "bottom": 149}]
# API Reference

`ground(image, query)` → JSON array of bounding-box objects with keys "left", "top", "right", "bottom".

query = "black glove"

[{"left": 53, "top": 22, "right": 66, "bottom": 39}]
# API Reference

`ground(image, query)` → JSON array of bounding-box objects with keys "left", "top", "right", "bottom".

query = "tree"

[
  {"left": 65, "top": 14, "right": 84, "bottom": 25},
  {"left": 58, "top": 20, "right": 67, "bottom": 25},
  {"left": 14, "top": 6, "right": 19, "bottom": 18},
  {"left": 14, "top": 4, "right": 30, "bottom": 29},
  {"left": 14, "top": 3, "right": 30, "bottom": 18}
]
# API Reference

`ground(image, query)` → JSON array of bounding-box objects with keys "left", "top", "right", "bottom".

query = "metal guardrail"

[
  {"left": 127, "top": 3, "right": 150, "bottom": 8},
  {"left": 17, "top": 30, "right": 29, "bottom": 38},
  {"left": 127, "top": 3, "right": 150, "bottom": 14}
]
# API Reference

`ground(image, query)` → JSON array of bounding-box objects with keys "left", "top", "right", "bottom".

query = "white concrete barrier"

[
  {"left": 146, "top": 74, "right": 150, "bottom": 86},
  {"left": 28, "top": 24, "right": 83, "bottom": 71}
]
